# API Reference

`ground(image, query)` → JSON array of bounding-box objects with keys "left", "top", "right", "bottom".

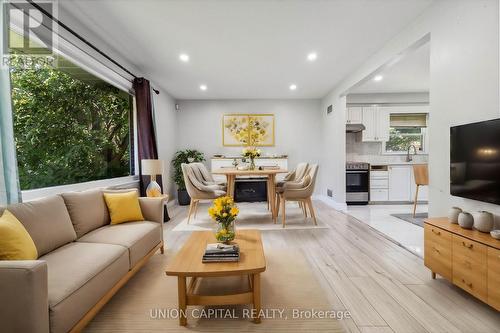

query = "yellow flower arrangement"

[
  {"left": 242, "top": 147, "right": 261, "bottom": 159},
  {"left": 208, "top": 196, "right": 239, "bottom": 243},
  {"left": 242, "top": 147, "right": 261, "bottom": 170}
]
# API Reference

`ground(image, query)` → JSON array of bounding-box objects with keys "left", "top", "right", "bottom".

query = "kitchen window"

[{"left": 383, "top": 113, "right": 428, "bottom": 154}]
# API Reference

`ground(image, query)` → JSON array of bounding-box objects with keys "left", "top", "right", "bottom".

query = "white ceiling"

[
  {"left": 349, "top": 42, "right": 430, "bottom": 93},
  {"left": 60, "top": 0, "right": 433, "bottom": 99}
]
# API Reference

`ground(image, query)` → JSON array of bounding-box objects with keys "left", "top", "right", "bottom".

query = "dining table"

[{"left": 211, "top": 168, "right": 288, "bottom": 221}]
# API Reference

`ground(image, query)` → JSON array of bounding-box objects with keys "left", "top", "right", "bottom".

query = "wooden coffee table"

[{"left": 165, "top": 230, "right": 266, "bottom": 325}]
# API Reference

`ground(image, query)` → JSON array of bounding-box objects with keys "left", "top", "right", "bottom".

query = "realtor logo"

[{"left": 3, "top": 0, "right": 56, "bottom": 55}]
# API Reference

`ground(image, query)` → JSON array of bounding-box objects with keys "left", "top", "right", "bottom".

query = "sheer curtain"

[{"left": 0, "top": 0, "right": 21, "bottom": 205}]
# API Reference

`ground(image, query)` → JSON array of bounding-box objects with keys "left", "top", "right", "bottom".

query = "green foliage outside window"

[
  {"left": 385, "top": 127, "right": 424, "bottom": 152},
  {"left": 9, "top": 55, "right": 132, "bottom": 190}
]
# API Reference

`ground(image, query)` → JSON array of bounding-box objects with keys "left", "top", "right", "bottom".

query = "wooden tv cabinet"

[{"left": 424, "top": 218, "right": 500, "bottom": 311}]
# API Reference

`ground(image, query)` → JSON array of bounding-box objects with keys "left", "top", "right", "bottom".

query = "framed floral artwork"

[{"left": 222, "top": 114, "right": 275, "bottom": 146}]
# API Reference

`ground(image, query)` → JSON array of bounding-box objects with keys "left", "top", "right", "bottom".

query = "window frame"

[
  {"left": 382, "top": 112, "right": 429, "bottom": 155},
  {"left": 7, "top": 11, "right": 139, "bottom": 200}
]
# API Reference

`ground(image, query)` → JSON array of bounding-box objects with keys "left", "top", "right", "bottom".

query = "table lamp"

[{"left": 141, "top": 159, "right": 164, "bottom": 197}]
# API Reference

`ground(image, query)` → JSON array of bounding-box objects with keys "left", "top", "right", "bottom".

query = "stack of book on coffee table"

[{"left": 202, "top": 243, "right": 240, "bottom": 263}]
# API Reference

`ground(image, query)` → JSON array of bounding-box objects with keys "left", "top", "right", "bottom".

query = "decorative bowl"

[{"left": 490, "top": 230, "right": 500, "bottom": 240}]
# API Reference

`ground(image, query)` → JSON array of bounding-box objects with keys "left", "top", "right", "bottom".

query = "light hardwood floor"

[{"left": 163, "top": 201, "right": 500, "bottom": 333}]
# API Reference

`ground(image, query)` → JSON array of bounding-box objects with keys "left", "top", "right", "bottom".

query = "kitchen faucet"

[{"left": 406, "top": 145, "right": 417, "bottom": 162}]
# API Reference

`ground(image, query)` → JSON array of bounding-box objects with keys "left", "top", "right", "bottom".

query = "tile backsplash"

[{"left": 346, "top": 132, "right": 429, "bottom": 164}]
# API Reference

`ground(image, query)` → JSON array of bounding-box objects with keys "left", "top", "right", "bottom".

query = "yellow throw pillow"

[
  {"left": 103, "top": 191, "right": 144, "bottom": 224},
  {"left": 0, "top": 210, "right": 38, "bottom": 260}
]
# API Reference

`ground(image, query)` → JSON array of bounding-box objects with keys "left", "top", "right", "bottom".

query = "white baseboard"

[{"left": 313, "top": 194, "right": 347, "bottom": 212}]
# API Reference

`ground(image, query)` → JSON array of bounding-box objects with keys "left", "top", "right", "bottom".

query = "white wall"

[
  {"left": 153, "top": 90, "right": 177, "bottom": 199},
  {"left": 176, "top": 99, "right": 322, "bottom": 191},
  {"left": 319, "top": 96, "right": 346, "bottom": 206},
  {"left": 321, "top": 0, "right": 500, "bottom": 221},
  {"left": 429, "top": 0, "right": 499, "bottom": 222}
]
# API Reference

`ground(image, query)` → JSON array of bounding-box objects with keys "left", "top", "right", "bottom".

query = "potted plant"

[{"left": 172, "top": 149, "right": 205, "bottom": 205}]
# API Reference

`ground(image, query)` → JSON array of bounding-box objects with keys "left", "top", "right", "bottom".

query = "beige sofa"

[{"left": 0, "top": 189, "right": 165, "bottom": 333}]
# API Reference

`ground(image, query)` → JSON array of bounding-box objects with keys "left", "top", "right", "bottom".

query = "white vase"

[
  {"left": 448, "top": 207, "right": 462, "bottom": 224},
  {"left": 474, "top": 211, "right": 494, "bottom": 233},
  {"left": 458, "top": 212, "right": 474, "bottom": 229}
]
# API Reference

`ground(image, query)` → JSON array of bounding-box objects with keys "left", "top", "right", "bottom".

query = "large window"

[
  {"left": 384, "top": 113, "right": 428, "bottom": 153},
  {"left": 9, "top": 30, "right": 133, "bottom": 190}
]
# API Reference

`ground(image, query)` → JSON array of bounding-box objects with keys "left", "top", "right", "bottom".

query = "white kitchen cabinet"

[
  {"left": 388, "top": 165, "right": 412, "bottom": 201},
  {"left": 369, "top": 167, "right": 389, "bottom": 202},
  {"left": 376, "top": 107, "right": 390, "bottom": 142},
  {"left": 362, "top": 106, "right": 377, "bottom": 141},
  {"left": 371, "top": 189, "right": 389, "bottom": 201},
  {"left": 346, "top": 107, "right": 363, "bottom": 124},
  {"left": 370, "top": 164, "right": 429, "bottom": 203},
  {"left": 371, "top": 178, "right": 389, "bottom": 189},
  {"left": 362, "top": 106, "right": 389, "bottom": 142}
]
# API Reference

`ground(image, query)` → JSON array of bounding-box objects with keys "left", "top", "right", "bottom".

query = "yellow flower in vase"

[{"left": 208, "top": 196, "right": 238, "bottom": 243}]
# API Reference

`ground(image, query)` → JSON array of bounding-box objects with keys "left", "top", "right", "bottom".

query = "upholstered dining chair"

[
  {"left": 276, "top": 164, "right": 319, "bottom": 228},
  {"left": 276, "top": 162, "right": 309, "bottom": 188},
  {"left": 181, "top": 163, "right": 226, "bottom": 223},
  {"left": 190, "top": 162, "right": 226, "bottom": 189},
  {"left": 276, "top": 162, "right": 309, "bottom": 215}
]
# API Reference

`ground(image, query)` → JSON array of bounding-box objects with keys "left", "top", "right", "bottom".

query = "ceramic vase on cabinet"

[
  {"left": 448, "top": 207, "right": 462, "bottom": 224},
  {"left": 474, "top": 211, "right": 494, "bottom": 233},
  {"left": 458, "top": 212, "right": 474, "bottom": 229}
]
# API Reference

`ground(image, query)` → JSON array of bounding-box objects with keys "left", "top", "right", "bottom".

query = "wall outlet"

[
  {"left": 327, "top": 189, "right": 333, "bottom": 197},
  {"left": 327, "top": 105, "right": 333, "bottom": 114}
]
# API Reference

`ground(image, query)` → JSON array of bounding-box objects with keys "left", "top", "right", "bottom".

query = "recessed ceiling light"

[
  {"left": 199, "top": 84, "right": 207, "bottom": 91},
  {"left": 179, "top": 53, "right": 189, "bottom": 62},
  {"left": 373, "top": 75, "right": 383, "bottom": 82},
  {"left": 289, "top": 84, "right": 297, "bottom": 91},
  {"left": 307, "top": 52, "right": 317, "bottom": 61}
]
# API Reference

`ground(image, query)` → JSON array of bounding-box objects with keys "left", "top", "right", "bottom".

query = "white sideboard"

[{"left": 211, "top": 157, "right": 288, "bottom": 182}]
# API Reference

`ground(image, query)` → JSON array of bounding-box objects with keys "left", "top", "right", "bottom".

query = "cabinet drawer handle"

[
  {"left": 431, "top": 229, "right": 441, "bottom": 236},
  {"left": 432, "top": 246, "right": 440, "bottom": 254},
  {"left": 462, "top": 241, "right": 473, "bottom": 249},
  {"left": 461, "top": 278, "right": 473, "bottom": 288},
  {"left": 463, "top": 260, "right": 472, "bottom": 268}
]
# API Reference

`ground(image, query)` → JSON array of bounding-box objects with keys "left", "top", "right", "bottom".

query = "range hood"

[{"left": 346, "top": 123, "right": 366, "bottom": 133}]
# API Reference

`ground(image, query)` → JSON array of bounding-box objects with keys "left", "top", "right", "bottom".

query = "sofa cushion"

[
  {"left": 103, "top": 191, "right": 144, "bottom": 225},
  {"left": 40, "top": 242, "right": 128, "bottom": 333},
  {"left": 61, "top": 189, "right": 110, "bottom": 238},
  {"left": 8, "top": 196, "right": 77, "bottom": 256},
  {"left": 0, "top": 210, "right": 38, "bottom": 260},
  {"left": 77, "top": 221, "right": 161, "bottom": 268}
]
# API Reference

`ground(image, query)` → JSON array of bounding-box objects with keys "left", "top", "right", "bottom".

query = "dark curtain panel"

[{"left": 133, "top": 77, "right": 162, "bottom": 196}]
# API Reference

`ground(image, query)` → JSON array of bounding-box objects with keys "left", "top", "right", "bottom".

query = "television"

[{"left": 450, "top": 118, "right": 500, "bottom": 205}]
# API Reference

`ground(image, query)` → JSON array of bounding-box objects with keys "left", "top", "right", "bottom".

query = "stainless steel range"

[{"left": 346, "top": 162, "right": 370, "bottom": 205}]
